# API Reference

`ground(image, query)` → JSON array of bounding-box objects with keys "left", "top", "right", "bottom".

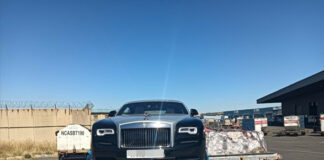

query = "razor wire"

[{"left": 0, "top": 100, "right": 94, "bottom": 109}]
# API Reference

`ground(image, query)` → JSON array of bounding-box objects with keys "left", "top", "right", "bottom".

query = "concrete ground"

[{"left": 265, "top": 134, "right": 324, "bottom": 160}]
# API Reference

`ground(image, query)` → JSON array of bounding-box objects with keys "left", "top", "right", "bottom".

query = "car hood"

[{"left": 111, "top": 115, "right": 190, "bottom": 126}]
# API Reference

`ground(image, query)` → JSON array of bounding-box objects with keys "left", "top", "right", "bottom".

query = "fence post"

[
  {"left": 69, "top": 105, "right": 71, "bottom": 124},
  {"left": 55, "top": 104, "right": 58, "bottom": 136},
  {"left": 6, "top": 104, "right": 10, "bottom": 144},
  {"left": 31, "top": 104, "right": 36, "bottom": 145},
  {"left": 89, "top": 105, "right": 92, "bottom": 129}
]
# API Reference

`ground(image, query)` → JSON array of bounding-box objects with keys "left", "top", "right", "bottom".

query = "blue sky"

[{"left": 1, "top": 0, "right": 323, "bottom": 112}]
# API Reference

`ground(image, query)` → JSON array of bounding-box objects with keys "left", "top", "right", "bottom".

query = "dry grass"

[{"left": 0, "top": 141, "right": 56, "bottom": 158}]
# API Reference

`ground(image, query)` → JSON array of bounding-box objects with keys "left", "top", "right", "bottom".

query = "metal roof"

[{"left": 257, "top": 70, "right": 324, "bottom": 103}]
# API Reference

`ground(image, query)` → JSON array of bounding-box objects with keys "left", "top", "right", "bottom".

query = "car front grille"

[{"left": 121, "top": 128, "right": 171, "bottom": 148}]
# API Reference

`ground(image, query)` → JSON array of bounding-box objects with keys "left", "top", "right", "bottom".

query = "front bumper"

[{"left": 93, "top": 141, "right": 205, "bottom": 160}]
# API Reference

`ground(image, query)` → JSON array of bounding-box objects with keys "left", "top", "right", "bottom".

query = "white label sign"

[
  {"left": 284, "top": 116, "right": 299, "bottom": 127},
  {"left": 57, "top": 124, "right": 91, "bottom": 151}
]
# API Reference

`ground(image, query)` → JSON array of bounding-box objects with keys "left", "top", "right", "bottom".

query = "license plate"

[{"left": 127, "top": 149, "right": 165, "bottom": 159}]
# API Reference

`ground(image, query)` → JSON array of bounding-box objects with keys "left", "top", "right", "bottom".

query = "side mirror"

[
  {"left": 108, "top": 110, "right": 117, "bottom": 117},
  {"left": 190, "top": 109, "right": 199, "bottom": 117}
]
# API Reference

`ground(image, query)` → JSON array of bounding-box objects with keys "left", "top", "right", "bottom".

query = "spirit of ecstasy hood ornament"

[{"left": 144, "top": 112, "right": 150, "bottom": 120}]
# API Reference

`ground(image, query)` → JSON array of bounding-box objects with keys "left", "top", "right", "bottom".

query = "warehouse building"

[
  {"left": 223, "top": 106, "right": 282, "bottom": 119},
  {"left": 257, "top": 70, "right": 324, "bottom": 119},
  {"left": 91, "top": 108, "right": 111, "bottom": 123}
]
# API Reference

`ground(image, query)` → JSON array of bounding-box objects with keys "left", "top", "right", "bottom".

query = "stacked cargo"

[
  {"left": 205, "top": 130, "right": 281, "bottom": 159},
  {"left": 284, "top": 115, "right": 305, "bottom": 136},
  {"left": 242, "top": 119, "right": 261, "bottom": 131},
  {"left": 233, "top": 117, "right": 243, "bottom": 129},
  {"left": 242, "top": 118, "right": 268, "bottom": 134},
  {"left": 205, "top": 130, "right": 267, "bottom": 156},
  {"left": 258, "top": 117, "right": 268, "bottom": 135},
  {"left": 259, "top": 118, "right": 268, "bottom": 128}
]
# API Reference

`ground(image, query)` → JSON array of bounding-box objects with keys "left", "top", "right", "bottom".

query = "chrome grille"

[{"left": 121, "top": 128, "right": 171, "bottom": 148}]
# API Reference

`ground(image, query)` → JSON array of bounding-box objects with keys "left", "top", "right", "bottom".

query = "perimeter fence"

[{"left": 0, "top": 101, "right": 93, "bottom": 143}]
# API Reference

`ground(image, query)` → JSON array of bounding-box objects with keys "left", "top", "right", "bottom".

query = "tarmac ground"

[
  {"left": 265, "top": 133, "right": 324, "bottom": 160},
  {"left": 32, "top": 127, "right": 324, "bottom": 160}
]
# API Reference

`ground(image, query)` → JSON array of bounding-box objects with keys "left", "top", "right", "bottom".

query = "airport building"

[
  {"left": 223, "top": 106, "right": 282, "bottom": 119},
  {"left": 257, "top": 70, "right": 324, "bottom": 118}
]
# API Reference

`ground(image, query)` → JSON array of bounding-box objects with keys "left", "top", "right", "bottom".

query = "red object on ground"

[{"left": 205, "top": 128, "right": 211, "bottom": 132}]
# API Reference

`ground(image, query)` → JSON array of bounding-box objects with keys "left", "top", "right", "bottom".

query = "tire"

[
  {"left": 200, "top": 149, "right": 207, "bottom": 160},
  {"left": 301, "top": 131, "right": 306, "bottom": 136}
]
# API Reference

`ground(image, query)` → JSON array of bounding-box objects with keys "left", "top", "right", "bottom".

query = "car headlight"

[
  {"left": 178, "top": 127, "right": 197, "bottom": 134},
  {"left": 96, "top": 128, "right": 114, "bottom": 136}
]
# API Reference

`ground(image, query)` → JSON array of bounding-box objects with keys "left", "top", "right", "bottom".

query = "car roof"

[{"left": 123, "top": 100, "right": 185, "bottom": 105}]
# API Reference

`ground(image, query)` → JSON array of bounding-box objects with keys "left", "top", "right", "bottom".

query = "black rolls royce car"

[{"left": 91, "top": 100, "right": 205, "bottom": 160}]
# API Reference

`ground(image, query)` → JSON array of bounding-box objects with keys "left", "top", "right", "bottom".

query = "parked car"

[{"left": 91, "top": 100, "right": 205, "bottom": 160}]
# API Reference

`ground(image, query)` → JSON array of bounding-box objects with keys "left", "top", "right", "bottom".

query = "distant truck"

[
  {"left": 284, "top": 115, "right": 305, "bottom": 136},
  {"left": 321, "top": 114, "right": 324, "bottom": 136},
  {"left": 56, "top": 124, "right": 91, "bottom": 160}
]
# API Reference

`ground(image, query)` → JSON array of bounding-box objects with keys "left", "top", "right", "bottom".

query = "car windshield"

[{"left": 117, "top": 102, "right": 188, "bottom": 115}]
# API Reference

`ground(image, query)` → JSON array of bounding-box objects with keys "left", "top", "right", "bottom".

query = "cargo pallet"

[{"left": 209, "top": 153, "right": 281, "bottom": 160}]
